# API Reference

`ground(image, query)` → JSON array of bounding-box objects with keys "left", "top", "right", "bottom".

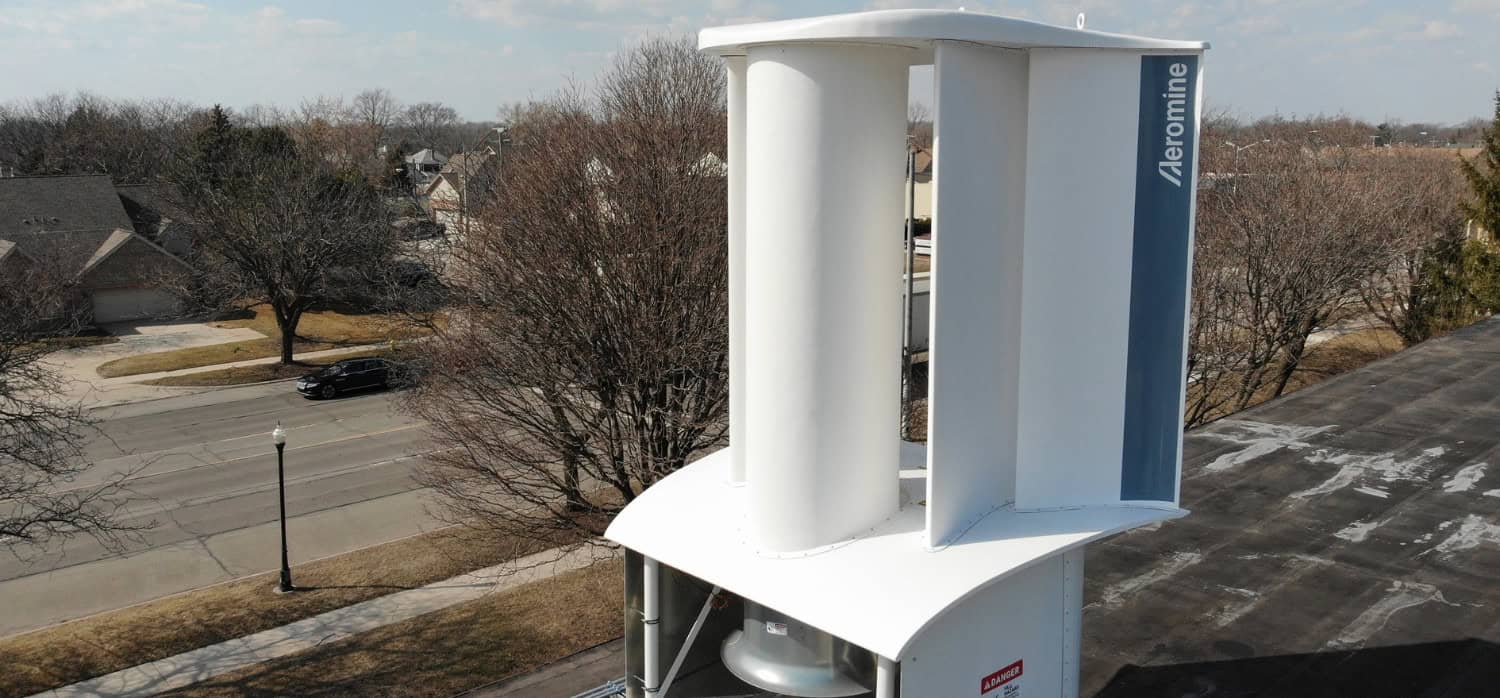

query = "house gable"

[
  {"left": 0, "top": 238, "right": 34, "bottom": 279},
  {"left": 79, "top": 229, "right": 192, "bottom": 290}
]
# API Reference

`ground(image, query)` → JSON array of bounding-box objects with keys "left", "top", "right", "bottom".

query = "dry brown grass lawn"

[
  {"left": 1286, "top": 327, "right": 1405, "bottom": 390},
  {"left": 141, "top": 349, "right": 390, "bottom": 387},
  {"left": 96, "top": 305, "right": 425, "bottom": 379},
  {"left": 1225, "top": 327, "right": 1406, "bottom": 414},
  {"left": 0, "top": 528, "right": 547, "bottom": 697},
  {"left": 158, "top": 560, "right": 624, "bottom": 698}
]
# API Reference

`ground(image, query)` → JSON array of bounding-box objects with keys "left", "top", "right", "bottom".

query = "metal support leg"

[
  {"left": 658, "top": 585, "right": 721, "bottom": 696},
  {"left": 1062, "top": 548, "right": 1085, "bottom": 698},
  {"left": 876, "top": 655, "right": 898, "bottom": 698}
]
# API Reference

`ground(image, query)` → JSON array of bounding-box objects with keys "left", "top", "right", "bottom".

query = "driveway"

[{"left": 39, "top": 320, "right": 267, "bottom": 408}]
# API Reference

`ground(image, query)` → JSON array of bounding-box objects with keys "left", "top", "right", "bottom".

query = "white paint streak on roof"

[
  {"left": 1196, "top": 420, "right": 1335, "bottom": 474},
  {"left": 1327, "top": 581, "right": 1456, "bottom": 650},
  {"left": 1442, "top": 462, "right": 1488, "bottom": 493},
  {"left": 1292, "top": 446, "right": 1446, "bottom": 499},
  {"left": 1428, "top": 514, "right": 1500, "bottom": 556}
]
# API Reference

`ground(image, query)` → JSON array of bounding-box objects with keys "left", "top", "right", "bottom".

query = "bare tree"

[
  {"left": 907, "top": 101, "right": 932, "bottom": 150},
  {"left": 168, "top": 123, "right": 399, "bottom": 364},
  {"left": 236, "top": 103, "right": 292, "bottom": 128},
  {"left": 0, "top": 93, "right": 198, "bottom": 182},
  {"left": 290, "top": 95, "right": 348, "bottom": 155},
  {"left": 288, "top": 94, "right": 395, "bottom": 184},
  {"left": 1183, "top": 239, "right": 1246, "bottom": 427},
  {"left": 1184, "top": 130, "right": 1416, "bottom": 425},
  {"left": 400, "top": 101, "right": 461, "bottom": 151},
  {"left": 351, "top": 88, "right": 400, "bottom": 141},
  {"left": 1358, "top": 148, "right": 1468, "bottom": 345},
  {"left": 0, "top": 262, "right": 143, "bottom": 556},
  {"left": 403, "top": 37, "right": 727, "bottom": 549}
]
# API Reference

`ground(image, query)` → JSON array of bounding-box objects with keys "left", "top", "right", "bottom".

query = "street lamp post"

[
  {"left": 1224, "top": 139, "right": 1264, "bottom": 171},
  {"left": 272, "top": 423, "right": 294, "bottom": 593}
]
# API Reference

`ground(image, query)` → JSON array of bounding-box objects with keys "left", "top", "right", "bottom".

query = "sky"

[{"left": 0, "top": 0, "right": 1497, "bottom": 125}]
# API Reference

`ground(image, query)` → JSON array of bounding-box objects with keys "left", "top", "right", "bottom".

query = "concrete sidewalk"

[
  {"left": 35, "top": 545, "right": 605, "bottom": 698},
  {"left": 40, "top": 321, "right": 267, "bottom": 407},
  {"left": 110, "top": 342, "right": 389, "bottom": 384},
  {"left": 40, "top": 315, "right": 390, "bottom": 408},
  {"left": 77, "top": 342, "right": 386, "bottom": 409}
]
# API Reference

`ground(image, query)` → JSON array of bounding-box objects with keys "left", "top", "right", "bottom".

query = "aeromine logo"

[{"left": 1157, "top": 61, "right": 1192, "bottom": 187}]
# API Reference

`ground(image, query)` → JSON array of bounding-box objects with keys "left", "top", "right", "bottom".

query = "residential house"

[
  {"left": 426, "top": 142, "right": 503, "bottom": 237},
  {"left": 0, "top": 174, "right": 193, "bottom": 323},
  {"left": 0, "top": 238, "right": 33, "bottom": 282},
  {"left": 116, "top": 183, "right": 193, "bottom": 257},
  {"left": 404, "top": 148, "right": 448, "bottom": 187},
  {"left": 693, "top": 152, "right": 728, "bottom": 177}
]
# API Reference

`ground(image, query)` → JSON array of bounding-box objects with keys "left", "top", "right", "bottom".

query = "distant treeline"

[
  {"left": 0, "top": 90, "right": 502, "bottom": 184},
  {"left": 1203, "top": 110, "right": 1490, "bottom": 149}
]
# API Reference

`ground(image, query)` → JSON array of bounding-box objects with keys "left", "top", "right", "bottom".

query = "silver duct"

[{"left": 720, "top": 601, "right": 876, "bottom": 697}]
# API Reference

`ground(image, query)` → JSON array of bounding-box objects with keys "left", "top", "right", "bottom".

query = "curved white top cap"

[
  {"left": 606, "top": 448, "right": 1186, "bottom": 659},
  {"left": 699, "top": 9, "right": 1208, "bottom": 55}
]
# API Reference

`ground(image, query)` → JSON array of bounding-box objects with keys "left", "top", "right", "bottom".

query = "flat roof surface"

[{"left": 1082, "top": 317, "right": 1500, "bottom": 696}]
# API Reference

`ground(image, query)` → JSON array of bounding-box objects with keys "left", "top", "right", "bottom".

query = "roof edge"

[{"left": 699, "top": 9, "right": 1208, "bottom": 55}]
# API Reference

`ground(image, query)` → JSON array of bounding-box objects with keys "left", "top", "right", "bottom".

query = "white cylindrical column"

[
  {"left": 744, "top": 43, "right": 909, "bottom": 552},
  {"left": 726, "top": 55, "right": 748, "bottom": 486},
  {"left": 643, "top": 556, "right": 661, "bottom": 695}
]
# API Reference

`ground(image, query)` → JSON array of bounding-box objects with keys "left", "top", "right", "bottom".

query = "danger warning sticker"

[{"left": 981, "top": 660, "right": 1023, "bottom": 695}]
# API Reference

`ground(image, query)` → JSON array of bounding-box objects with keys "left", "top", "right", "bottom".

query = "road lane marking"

[
  {"left": 91, "top": 412, "right": 423, "bottom": 459},
  {"left": 49, "top": 424, "right": 431, "bottom": 497}
]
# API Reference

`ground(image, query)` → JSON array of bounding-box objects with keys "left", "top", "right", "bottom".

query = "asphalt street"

[{"left": 0, "top": 382, "right": 444, "bottom": 638}]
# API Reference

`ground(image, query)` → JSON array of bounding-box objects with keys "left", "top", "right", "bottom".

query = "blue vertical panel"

[{"left": 1121, "top": 54, "right": 1198, "bottom": 502}]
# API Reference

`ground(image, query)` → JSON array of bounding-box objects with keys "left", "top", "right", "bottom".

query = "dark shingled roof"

[
  {"left": 1, "top": 228, "right": 116, "bottom": 273},
  {"left": 0, "top": 174, "right": 135, "bottom": 239},
  {"left": 115, "top": 184, "right": 176, "bottom": 240},
  {"left": 1083, "top": 317, "right": 1500, "bottom": 697},
  {"left": 0, "top": 175, "right": 190, "bottom": 283}
]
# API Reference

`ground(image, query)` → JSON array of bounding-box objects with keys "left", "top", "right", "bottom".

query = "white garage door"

[{"left": 91, "top": 288, "right": 180, "bottom": 323}]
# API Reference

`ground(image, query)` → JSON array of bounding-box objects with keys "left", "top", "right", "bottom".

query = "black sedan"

[{"left": 296, "top": 358, "right": 395, "bottom": 399}]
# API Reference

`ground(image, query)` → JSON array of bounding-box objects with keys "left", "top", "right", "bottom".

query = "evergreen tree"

[
  {"left": 192, "top": 105, "right": 234, "bottom": 186},
  {"left": 1414, "top": 93, "right": 1500, "bottom": 338},
  {"left": 1460, "top": 91, "right": 1500, "bottom": 236}
]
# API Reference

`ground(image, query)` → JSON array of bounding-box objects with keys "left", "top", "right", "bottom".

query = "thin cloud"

[{"left": 1402, "top": 19, "right": 1462, "bottom": 40}]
